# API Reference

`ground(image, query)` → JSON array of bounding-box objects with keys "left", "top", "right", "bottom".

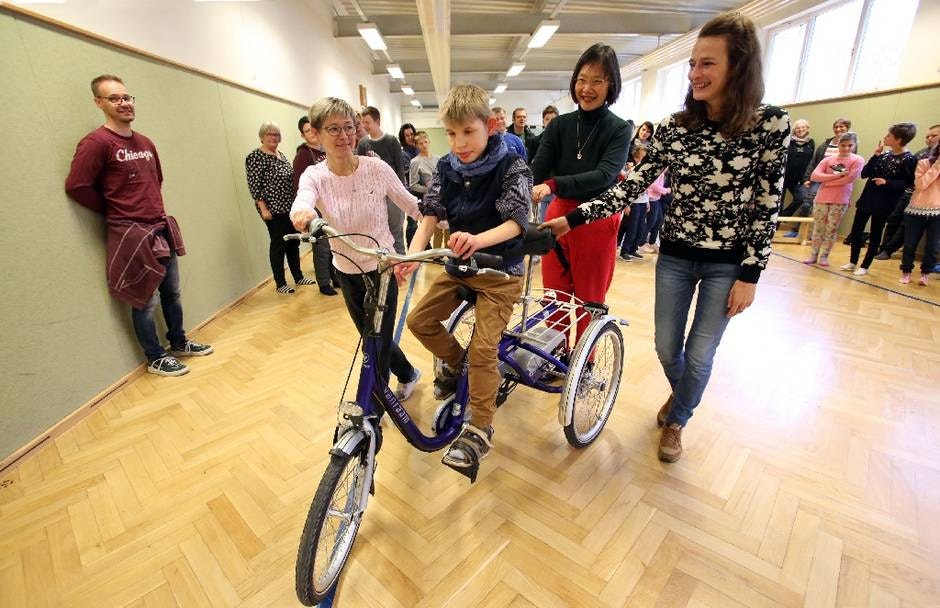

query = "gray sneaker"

[
  {"left": 874, "top": 251, "right": 891, "bottom": 261},
  {"left": 147, "top": 355, "right": 189, "bottom": 377},
  {"left": 170, "top": 341, "right": 214, "bottom": 357},
  {"left": 395, "top": 368, "right": 422, "bottom": 401}
]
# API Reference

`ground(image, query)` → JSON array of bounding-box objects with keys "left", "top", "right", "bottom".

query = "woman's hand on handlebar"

[
  {"left": 532, "top": 183, "right": 552, "bottom": 203},
  {"left": 448, "top": 231, "right": 481, "bottom": 258},
  {"left": 292, "top": 210, "right": 317, "bottom": 232},
  {"left": 539, "top": 216, "right": 571, "bottom": 238},
  {"left": 393, "top": 262, "right": 419, "bottom": 286}
]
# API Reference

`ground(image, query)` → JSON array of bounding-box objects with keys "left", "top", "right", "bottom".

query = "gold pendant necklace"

[{"left": 576, "top": 114, "right": 600, "bottom": 160}]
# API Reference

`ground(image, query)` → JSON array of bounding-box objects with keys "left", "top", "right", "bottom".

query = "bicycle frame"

[{"left": 346, "top": 262, "right": 470, "bottom": 453}]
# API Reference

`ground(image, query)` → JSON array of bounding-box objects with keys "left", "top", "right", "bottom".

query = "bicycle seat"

[{"left": 456, "top": 284, "right": 477, "bottom": 304}]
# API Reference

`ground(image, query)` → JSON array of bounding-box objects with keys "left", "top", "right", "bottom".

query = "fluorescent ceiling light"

[
  {"left": 193, "top": 1, "right": 262, "bottom": 2},
  {"left": 489, "top": 98, "right": 496, "bottom": 106},
  {"left": 494, "top": 83, "right": 507, "bottom": 94},
  {"left": 410, "top": 99, "right": 422, "bottom": 107},
  {"left": 357, "top": 22, "right": 387, "bottom": 51},
  {"left": 386, "top": 64, "right": 405, "bottom": 79},
  {"left": 401, "top": 85, "right": 415, "bottom": 96},
  {"left": 506, "top": 63, "right": 525, "bottom": 78},
  {"left": 528, "top": 19, "right": 560, "bottom": 48}
]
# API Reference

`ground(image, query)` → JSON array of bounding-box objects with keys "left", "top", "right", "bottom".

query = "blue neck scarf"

[{"left": 448, "top": 133, "right": 508, "bottom": 178}]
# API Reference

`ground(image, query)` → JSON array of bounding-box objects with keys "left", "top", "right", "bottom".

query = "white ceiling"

[{"left": 324, "top": 0, "right": 746, "bottom": 108}]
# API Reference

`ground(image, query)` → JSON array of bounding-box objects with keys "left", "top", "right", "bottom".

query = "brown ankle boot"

[
  {"left": 656, "top": 395, "right": 673, "bottom": 428},
  {"left": 658, "top": 424, "right": 683, "bottom": 463}
]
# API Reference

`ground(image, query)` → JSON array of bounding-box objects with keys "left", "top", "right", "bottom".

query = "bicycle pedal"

[{"left": 441, "top": 456, "right": 479, "bottom": 484}]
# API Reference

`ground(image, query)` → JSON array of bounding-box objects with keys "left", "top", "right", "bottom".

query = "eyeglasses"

[
  {"left": 322, "top": 124, "right": 357, "bottom": 137},
  {"left": 97, "top": 95, "right": 135, "bottom": 105},
  {"left": 575, "top": 77, "right": 608, "bottom": 89},
  {"left": 263, "top": 132, "right": 281, "bottom": 137}
]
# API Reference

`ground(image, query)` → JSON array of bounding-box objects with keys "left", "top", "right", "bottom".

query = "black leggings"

[
  {"left": 335, "top": 269, "right": 415, "bottom": 384},
  {"left": 848, "top": 209, "right": 888, "bottom": 269},
  {"left": 265, "top": 213, "right": 303, "bottom": 287}
]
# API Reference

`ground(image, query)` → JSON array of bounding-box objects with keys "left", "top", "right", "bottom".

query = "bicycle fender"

[{"left": 330, "top": 428, "right": 369, "bottom": 457}]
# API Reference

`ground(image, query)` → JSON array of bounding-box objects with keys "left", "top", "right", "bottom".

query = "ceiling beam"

[
  {"left": 415, "top": 0, "right": 450, "bottom": 105},
  {"left": 335, "top": 12, "right": 712, "bottom": 38},
  {"left": 372, "top": 56, "right": 642, "bottom": 76}
]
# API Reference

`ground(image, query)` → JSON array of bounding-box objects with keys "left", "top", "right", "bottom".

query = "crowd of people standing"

[{"left": 64, "top": 8, "right": 938, "bottom": 470}]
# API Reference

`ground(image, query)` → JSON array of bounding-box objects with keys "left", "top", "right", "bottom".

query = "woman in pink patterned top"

[
  {"left": 803, "top": 132, "right": 864, "bottom": 267},
  {"left": 291, "top": 97, "right": 423, "bottom": 400}
]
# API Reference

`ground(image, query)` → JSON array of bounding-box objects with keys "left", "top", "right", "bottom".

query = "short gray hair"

[
  {"left": 258, "top": 121, "right": 280, "bottom": 139},
  {"left": 308, "top": 97, "right": 356, "bottom": 130},
  {"left": 793, "top": 118, "right": 810, "bottom": 130}
]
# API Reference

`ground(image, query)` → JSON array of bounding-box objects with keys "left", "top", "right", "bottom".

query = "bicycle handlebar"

[{"left": 284, "top": 218, "right": 509, "bottom": 278}]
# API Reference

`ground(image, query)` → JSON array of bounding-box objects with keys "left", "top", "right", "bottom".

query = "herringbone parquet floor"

[{"left": 1, "top": 242, "right": 938, "bottom": 607}]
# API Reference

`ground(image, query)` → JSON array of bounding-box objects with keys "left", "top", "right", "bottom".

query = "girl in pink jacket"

[
  {"left": 900, "top": 145, "right": 940, "bottom": 285},
  {"left": 804, "top": 132, "right": 865, "bottom": 266}
]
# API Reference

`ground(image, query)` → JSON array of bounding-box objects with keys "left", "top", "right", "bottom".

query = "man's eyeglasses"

[
  {"left": 97, "top": 95, "right": 136, "bottom": 105},
  {"left": 575, "top": 78, "right": 608, "bottom": 89},
  {"left": 322, "top": 124, "right": 357, "bottom": 137}
]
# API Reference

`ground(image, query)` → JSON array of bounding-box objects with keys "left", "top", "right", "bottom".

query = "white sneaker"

[
  {"left": 840, "top": 263, "right": 856, "bottom": 271},
  {"left": 395, "top": 368, "right": 421, "bottom": 401},
  {"left": 853, "top": 267, "right": 869, "bottom": 276}
]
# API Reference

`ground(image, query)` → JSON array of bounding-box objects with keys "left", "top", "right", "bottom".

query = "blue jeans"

[
  {"left": 654, "top": 254, "right": 740, "bottom": 427},
  {"left": 131, "top": 253, "right": 187, "bottom": 362}
]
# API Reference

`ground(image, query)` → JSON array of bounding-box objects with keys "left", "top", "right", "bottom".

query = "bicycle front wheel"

[{"left": 295, "top": 442, "right": 373, "bottom": 606}]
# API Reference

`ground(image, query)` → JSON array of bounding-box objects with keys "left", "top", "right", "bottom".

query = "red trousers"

[{"left": 541, "top": 196, "right": 621, "bottom": 344}]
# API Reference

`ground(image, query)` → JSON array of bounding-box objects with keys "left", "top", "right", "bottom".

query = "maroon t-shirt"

[{"left": 65, "top": 126, "right": 166, "bottom": 221}]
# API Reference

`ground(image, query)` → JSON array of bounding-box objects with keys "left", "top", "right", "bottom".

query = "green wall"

[
  {"left": 783, "top": 85, "right": 940, "bottom": 230},
  {"left": 0, "top": 11, "right": 313, "bottom": 461}
]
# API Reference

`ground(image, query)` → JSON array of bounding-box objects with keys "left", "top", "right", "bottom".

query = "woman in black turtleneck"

[{"left": 530, "top": 43, "right": 633, "bottom": 343}]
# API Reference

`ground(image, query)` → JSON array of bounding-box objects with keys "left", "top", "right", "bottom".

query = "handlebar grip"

[{"left": 471, "top": 252, "right": 503, "bottom": 269}]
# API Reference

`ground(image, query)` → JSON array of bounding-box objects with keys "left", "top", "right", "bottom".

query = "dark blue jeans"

[
  {"left": 131, "top": 253, "right": 187, "bottom": 362},
  {"left": 618, "top": 202, "right": 647, "bottom": 255},
  {"left": 901, "top": 213, "right": 940, "bottom": 274},
  {"left": 643, "top": 198, "right": 664, "bottom": 245},
  {"left": 654, "top": 254, "right": 740, "bottom": 427}
]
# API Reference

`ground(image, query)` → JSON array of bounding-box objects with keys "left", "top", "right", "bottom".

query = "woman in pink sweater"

[
  {"left": 804, "top": 132, "right": 864, "bottom": 266},
  {"left": 291, "top": 97, "right": 423, "bottom": 399},
  {"left": 900, "top": 144, "right": 940, "bottom": 285}
]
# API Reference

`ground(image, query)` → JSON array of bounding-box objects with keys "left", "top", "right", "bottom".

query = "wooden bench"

[{"left": 773, "top": 216, "right": 813, "bottom": 245}]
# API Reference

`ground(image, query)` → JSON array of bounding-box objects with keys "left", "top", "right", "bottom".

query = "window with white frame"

[
  {"left": 763, "top": 0, "right": 920, "bottom": 104},
  {"left": 850, "top": 0, "right": 919, "bottom": 92},
  {"left": 611, "top": 76, "right": 642, "bottom": 122},
  {"left": 654, "top": 60, "right": 688, "bottom": 120}
]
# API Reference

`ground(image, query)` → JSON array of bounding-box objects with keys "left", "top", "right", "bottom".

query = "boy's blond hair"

[{"left": 440, "top": 84, "right": 491, "bottom": 125}]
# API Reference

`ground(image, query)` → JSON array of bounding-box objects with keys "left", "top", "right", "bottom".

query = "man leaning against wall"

[{"left": 65, "top": 75, "right": 213, "bottom": 377}]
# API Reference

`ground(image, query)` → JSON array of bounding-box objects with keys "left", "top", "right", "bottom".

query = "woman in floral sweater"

[{"left": 542, "top": 12, "right": 789, "bottom": 463}]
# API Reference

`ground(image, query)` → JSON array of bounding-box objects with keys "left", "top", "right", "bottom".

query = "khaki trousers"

[{"left": 407, "top": 271, "right": 523, "bottom": 428}]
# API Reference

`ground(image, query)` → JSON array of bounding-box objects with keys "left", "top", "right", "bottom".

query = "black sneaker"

[
  {"left": 618, "top": 252, "right": 632, "bottom": 262},
  {"left": 319, "top": 285, "right": 338, "bottom": 296},
  {"left": 629, "top": 251, "right": 644, "bottom": 259},
  {"left": 874, "top": 251, "right": 891, "bottom": 261},
  {"left": 147, "top": 355, "right": 189, "bottom": 377},
  {"left": 170, "top": 341, "right": 213, "bottom": 357}
]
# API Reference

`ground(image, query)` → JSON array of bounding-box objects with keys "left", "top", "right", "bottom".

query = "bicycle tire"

[
  {"left": 562, "top": 320, "right": 624, "bottom": 447},
  {"left": 295, "top": 442, "right": 373, "bottom": 606}
]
